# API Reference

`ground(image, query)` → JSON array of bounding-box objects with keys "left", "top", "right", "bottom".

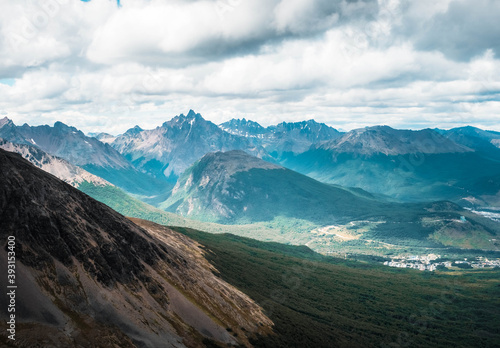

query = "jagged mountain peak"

[
  {"left": 226, "top": 118, "right": 263, "bottom": 127},
  {"left": 186, "top": 108, "right": 198, "bottom": 118},
  {"left": 124, "top": 125, "right": 143, "bottom": 136},
  {"left": 111, "top": 112, "right": 266, "bottom": 180},
  {"left": 219, "top": 117, "right": 341, "bottom": 155},
  {"left": 53, "top": 120, "right": 71, "bottom": 129},
  {"left": 219, "top": 118, "right": 266, "bottom": 135},
  {"left": 0, "top": 116, "right": 13, "bottom": 128},
  {"left": 275, "top": 119, "right": 315, "bottom": 128},
  {"left": 165, "top": 109, "right": 204, "bottom": 127},
  {"left": 272, "top": 118, "right": 335, "bottom": 130},
  {"left": 268, "top": 119, "right": 342, "bottom": 142}
]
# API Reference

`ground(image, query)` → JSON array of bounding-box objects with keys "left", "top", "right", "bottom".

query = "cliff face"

[{"left": 0, "top": 149, "right": 272, "bottom": 347}]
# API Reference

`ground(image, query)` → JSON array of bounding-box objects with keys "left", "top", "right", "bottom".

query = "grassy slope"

[
  {"left": 77, "top": 182, "right": 318, "bottom": 244},
  {"left": 79, "top": 182, "right": 500, "bottom": 254},
  {"left": 174, "top": 227, "right": 500, "bottom": 348}
]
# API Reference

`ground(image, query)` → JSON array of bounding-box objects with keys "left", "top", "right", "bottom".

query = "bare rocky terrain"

[{"left": 0, "top": 149, "right": 272, "bottom": 347}]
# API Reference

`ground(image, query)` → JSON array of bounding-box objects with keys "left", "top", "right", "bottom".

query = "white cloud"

[{"left": 0, "top": 0, "right": 499, "bottom": 134}]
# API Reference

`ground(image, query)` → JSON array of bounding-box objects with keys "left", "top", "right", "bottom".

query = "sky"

[{"left": 0, "top": 0, "right": 499, "bottom": 134}]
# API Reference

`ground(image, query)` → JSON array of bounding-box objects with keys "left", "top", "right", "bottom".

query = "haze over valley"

[{"left": 2, "top": 111, "right": 500, "bottom": 257}]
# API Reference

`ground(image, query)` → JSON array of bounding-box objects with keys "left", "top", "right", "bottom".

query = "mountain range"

[
  {"left": 220, "top": 118, "right": 342, "bottom": 156},
  {"left": 2, "top": 112, "right": 500, "bottom": 347},
  {"left": 106, "top": 110, "right": 267, "bottom": 183},
  {"left": 0, "top": 117, "right": 170, "bottom": 198},
  {"left": 5, "top": 112, "right": 500, "bottom": 207},
  {"left": 2, "top": 111, "right": 500, "bottom": 252},
  {"left": 284, "top": 125, "right": 500, "bottom": 204}
]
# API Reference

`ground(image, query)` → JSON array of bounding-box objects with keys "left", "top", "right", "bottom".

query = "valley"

[
  {"left": 3, "top": 2, "right": 500, "bottom": 346},
  {"left": 3, "top": 113, "right": 500, "bottom": 262},
  {"left": 1, "top": 112, "right": 500, "bottom": 347}
]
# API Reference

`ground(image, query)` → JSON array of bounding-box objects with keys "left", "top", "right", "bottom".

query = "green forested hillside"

[
  {"left": 285, "top": 150, "right": 500, "bottom": 205},
  {"left": 174, "top": 226, "right": 500, "bottom": 348},
  {"left": 79, "top": 180, "right": 500, "bottom": 255},
  {"left": 78, "top": 181, "right": 316, "bottom": 243}
]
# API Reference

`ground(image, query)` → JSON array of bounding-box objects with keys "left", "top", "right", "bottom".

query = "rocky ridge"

[{"left": 0, "top": 149, "right": 273, "bottom": 347}]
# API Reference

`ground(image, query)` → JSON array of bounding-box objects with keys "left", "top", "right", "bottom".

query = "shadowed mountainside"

[
  {"left": 284, "top": 126, "right": 500, "bottom": 204},
  {"left": 0, "top": 149, "right": 272, "bottom": 347}
]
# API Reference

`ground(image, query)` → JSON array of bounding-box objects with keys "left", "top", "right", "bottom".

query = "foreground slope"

[{"left": 0, "top": 149, "right": 272, "bottom": 347}]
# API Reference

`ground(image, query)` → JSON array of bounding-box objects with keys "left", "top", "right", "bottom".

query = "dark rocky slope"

[{"left": 0, "top": 149, "right": 272, "bottom": 347}]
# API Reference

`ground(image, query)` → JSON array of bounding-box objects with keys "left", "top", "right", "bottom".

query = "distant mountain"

[
  {"left": 442, "top": 126, "right": 500, "bottom": 144},
  {"left": 268, "top": 120, "right": 343, "bottom": 153},
  {"left": 160, "top": 150, "right": 500, "bottom": 249},
  {"left": 285, "top": 126, "right": 500, "bottom": 204},
  {"left": 316, "top": 126, "right": 471, "bottom": 155},
  {"left": 0, "top": 138, "right": 110, "bottom": 188},
  {"left": 0, "top": 117, "right": 26, "bottom": 144},
  {"left": 220, "top": 118, "right": 342, "bottom": 157},
  {"left": 442, "top": 126, "right": 500, "bottom": 160},
  {"left": 0, "top": 117, "right": 170, "bottom": 197},
  {"left": 110, "top": 112, "right": 341, "bottom": 183},
  {"left": 160, "top": 150, "right": 385, "bottom": 224},
  {"left": 94, "top": 132, "right": 117, "bottom": 144},
  {"left": 0, "top": 118, "right": 129, "bottom": 168},
  {"left": 110, "top": 110, "right": 267, "bottom": 181},
  {"left": 0, "top": 148, "right": 272, "bottom": 347},
  {"left": 219, "top": 118, "right": 268, "bottom": 137}
]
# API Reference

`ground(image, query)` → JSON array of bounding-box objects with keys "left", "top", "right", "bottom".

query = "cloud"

[
  {"left": 399, "top": 0, "right": 500, "bottom": 61},
  {"left": 273, "top": 0, "right": 376, "bottom": 34},
  {"left": 0, "top": 0, "right": 499, "bottom": 134},
  {"left": 86, "top": 0, "right": 378, "bottom": 66}
]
